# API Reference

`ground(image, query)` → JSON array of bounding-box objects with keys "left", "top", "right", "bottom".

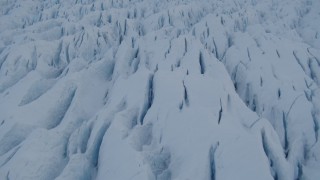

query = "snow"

[{"left": 0, "top": 0, "right": 320, "bottom": 179}]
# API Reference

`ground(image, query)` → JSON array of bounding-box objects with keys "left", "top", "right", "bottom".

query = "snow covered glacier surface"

[{"left": 0, "top": 0, "right": 320, "bottom": 179}]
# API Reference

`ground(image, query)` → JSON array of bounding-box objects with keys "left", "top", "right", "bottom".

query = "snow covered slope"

[{"left": 0, "top": 0, "right": 319, "bottom": 179}]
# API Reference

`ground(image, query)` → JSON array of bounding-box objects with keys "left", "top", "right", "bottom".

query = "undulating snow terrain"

[{"left": 0, "top": 0, "right": 320, "bottom": 179}]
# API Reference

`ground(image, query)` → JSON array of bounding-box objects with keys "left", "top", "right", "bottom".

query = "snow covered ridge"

[{"left": 0, "top": 0, "right": 319, "bottom": 179}]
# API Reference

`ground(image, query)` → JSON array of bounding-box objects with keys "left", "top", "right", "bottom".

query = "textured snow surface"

[{"left": 0, "top": 0, "right": 320, "bottom": 179}]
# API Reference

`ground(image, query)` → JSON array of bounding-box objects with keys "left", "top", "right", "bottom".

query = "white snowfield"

[{"left": 0, "top": 0, "right": 319, "bottom": 179}]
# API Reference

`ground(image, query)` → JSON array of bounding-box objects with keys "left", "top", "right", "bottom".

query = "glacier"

[{"left": 0, "top": 0, "right": 319, "bottom": 179}]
